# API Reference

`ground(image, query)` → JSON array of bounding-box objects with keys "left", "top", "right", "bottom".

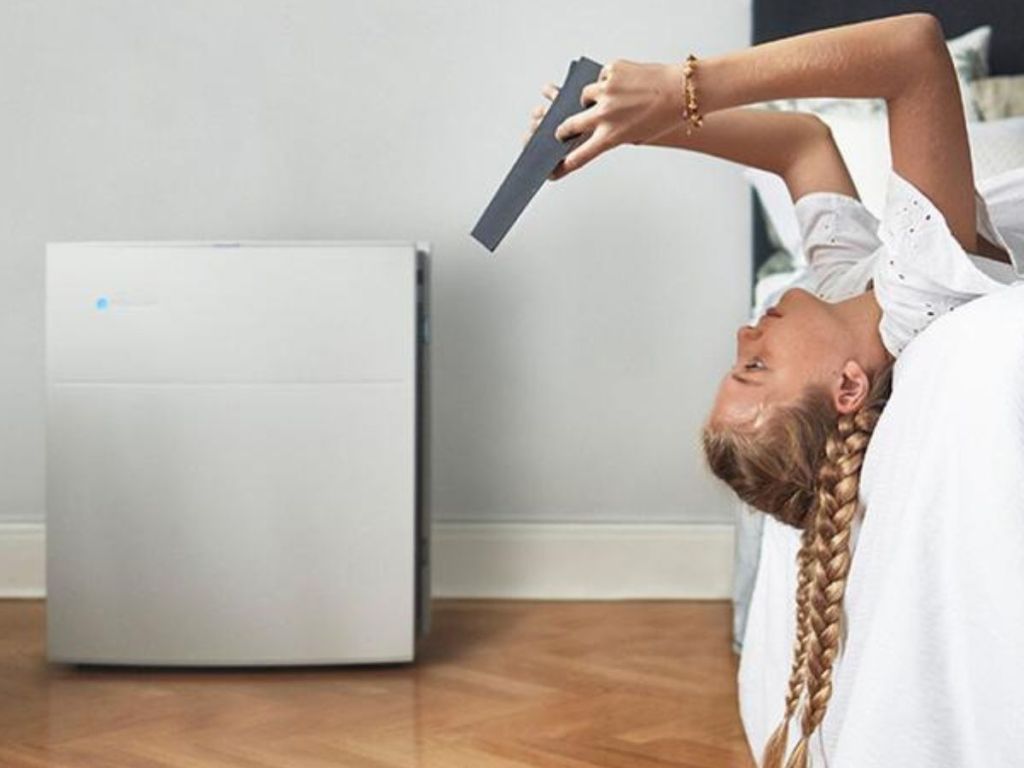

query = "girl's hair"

[{"left": 703, "top": 362, "right": 893, "bottom": 768}]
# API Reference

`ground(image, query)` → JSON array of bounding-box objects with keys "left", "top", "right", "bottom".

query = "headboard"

[{"left": 751, "top": 1, "right": 1024, "bottom": 285}]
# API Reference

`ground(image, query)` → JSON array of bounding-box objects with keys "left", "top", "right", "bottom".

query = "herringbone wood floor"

[{"left": 0, "top": 599, "right": 754, "bottom": 767}]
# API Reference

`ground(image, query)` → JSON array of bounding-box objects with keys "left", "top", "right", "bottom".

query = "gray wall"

[{"left": 0, "top": 0, "right": 751, "bottom": 525}]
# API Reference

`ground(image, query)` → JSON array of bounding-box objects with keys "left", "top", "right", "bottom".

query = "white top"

[
  {"left": 755, "top": 166, "right": 1024, "bottom": 353},
  {"left": 739, "top": 166, "right": 1024, "bottom": 767}
]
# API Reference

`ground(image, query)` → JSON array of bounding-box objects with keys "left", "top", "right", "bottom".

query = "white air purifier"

[{"left": 45, "top": 241, "right": 431, "bottom": 665}]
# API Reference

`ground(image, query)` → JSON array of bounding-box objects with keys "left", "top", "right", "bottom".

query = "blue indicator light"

[{"left": 95, "top": 297, "right": 109, "bottom": 310}]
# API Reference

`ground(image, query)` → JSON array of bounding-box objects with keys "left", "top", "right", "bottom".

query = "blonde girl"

[{"left": 525, "top": 12, "right": 1024, "bottom": 766}]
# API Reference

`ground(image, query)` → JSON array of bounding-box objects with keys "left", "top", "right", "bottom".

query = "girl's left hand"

[{"left": 551, "top": 59, "right": 686, "bottom": 178}]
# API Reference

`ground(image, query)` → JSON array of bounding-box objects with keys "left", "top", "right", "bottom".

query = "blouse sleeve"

[
  {"left": 873, "top": 171, "right": 1016, "bottom": 357},
  {"left": 793, "top": 191, "right": 883, "bottom": 302}
]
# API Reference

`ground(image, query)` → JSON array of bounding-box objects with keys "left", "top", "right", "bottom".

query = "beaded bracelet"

[{"left": 682, "top": 54, "right": 703, "bottom": 135}]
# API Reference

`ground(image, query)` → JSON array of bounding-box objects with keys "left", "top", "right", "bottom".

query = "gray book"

[{"left": 472, "top": 57, "right": 603, "bottom": 252}]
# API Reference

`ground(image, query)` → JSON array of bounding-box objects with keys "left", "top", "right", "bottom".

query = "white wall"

[{"left": 0, "top": 0, "right": 751, "bottom": 526}]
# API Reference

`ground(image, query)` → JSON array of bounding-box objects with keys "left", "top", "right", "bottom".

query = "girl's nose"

[{"left": 737, "top": 324, "right": 761, "bottom": 344}]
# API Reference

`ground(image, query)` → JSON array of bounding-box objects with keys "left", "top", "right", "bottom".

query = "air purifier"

[{"left": 45, "top": 241, "right": 430, "bottom": 665}]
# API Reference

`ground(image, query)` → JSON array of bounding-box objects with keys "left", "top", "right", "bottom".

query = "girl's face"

[{"left": 710, "top": 288, "right": 859, "bottom": 428}]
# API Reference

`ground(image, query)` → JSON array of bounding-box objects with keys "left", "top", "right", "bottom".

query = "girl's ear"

[{"left": 833, "top": 360, "right": 871, "bottom": 414}]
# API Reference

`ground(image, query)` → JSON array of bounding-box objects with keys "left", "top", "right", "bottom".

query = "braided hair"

[{"left": 703, "top": 363, "right": 893, "bottom": 767}]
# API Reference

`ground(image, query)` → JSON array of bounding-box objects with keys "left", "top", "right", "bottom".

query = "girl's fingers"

[
  {"left": 580, "top": 82, "right": 602, "bottom": 108},
  {"left": 542, "top": 82, "right": 559, "bottom": 101},
  {"left": 554, "top": 109, "right": 600, "bottom": 142},
  {"left": 530, "top": 104, "right": 547, "bottom": 119},
  {"left": 558, "top": 127, "right": 612, "bottom": 177}
]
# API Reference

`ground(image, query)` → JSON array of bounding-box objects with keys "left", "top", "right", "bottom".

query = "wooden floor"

[{"left": 0, "top": 600, "right": 754, "bottom": 767}]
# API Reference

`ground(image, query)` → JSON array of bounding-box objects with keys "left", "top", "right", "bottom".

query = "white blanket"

[{"left": 739, "top": 282, "right": 1024, "bottom": 767}]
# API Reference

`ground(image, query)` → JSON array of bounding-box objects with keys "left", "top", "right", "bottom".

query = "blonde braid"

[
  {"left": 783, "top": 416, "right": 865, "bottom": 766},
  {"left": 785, "top": 372, "right": 890, "bottom": 768},
  {"left": 751, "top": 365, "right": 892, "bottom": 768},
  {"left": 761, "top": 526, "right": 814, "bottom": 768}
]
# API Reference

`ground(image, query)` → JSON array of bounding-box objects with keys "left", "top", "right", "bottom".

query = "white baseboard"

[
  {"left": 0, "top": 522, "right": 46, "bottom": 598},
  {"left": 431, "top": 521, "right": 734, "bottom": 599},
  {"left": 0, "top": 521, "right": 735, "bottom": 600}
]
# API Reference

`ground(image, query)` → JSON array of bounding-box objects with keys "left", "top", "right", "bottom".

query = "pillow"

[
  {"left": 970, "top": 75, "right": 1024, "bottom": 121},
  {"left": 746, "top": 114, "right": 1024, "bottom": 271},
  {"left": 756, "top": 25, "right": 991, "bottom": 122},
  {"left": 947, "top": 24, "right": 992, "bottom": 90}
]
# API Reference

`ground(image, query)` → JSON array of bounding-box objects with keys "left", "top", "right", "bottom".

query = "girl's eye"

[{"left": 745, "top": 357, "right": 766, "bottom": 371}]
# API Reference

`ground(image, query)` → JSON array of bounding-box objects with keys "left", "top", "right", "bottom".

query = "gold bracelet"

[{"left": 682, "top": 54, "right": 703, "bottom": 135}]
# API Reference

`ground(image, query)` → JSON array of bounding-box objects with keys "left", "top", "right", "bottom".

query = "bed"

[{"left": 742, "top": 280, "right": 1024, "bottom": 765}]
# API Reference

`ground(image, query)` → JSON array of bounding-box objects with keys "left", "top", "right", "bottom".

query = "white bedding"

[{"left": 739, "top": 282, "right": 1024, "bottom": 766}]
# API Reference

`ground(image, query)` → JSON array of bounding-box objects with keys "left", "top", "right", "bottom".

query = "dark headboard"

[{"left": 751, "top": 1, "right": 1024, "bottom": 285}]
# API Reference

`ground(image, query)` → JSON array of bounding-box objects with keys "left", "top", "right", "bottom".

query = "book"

[{"left": 471, "top": 56, "right": 603, "bottom": 252}]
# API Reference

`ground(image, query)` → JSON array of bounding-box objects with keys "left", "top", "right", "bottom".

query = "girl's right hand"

[{"left": 526, "top": 60, "right": 686, "bottom": 180}]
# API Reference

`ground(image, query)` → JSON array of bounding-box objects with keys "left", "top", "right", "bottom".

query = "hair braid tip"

[
  {"left": 783, "top": 736, "right": 811, "bottom": 768},
  {"left": 761, "top": 718, "right": 794, "bottom": 768}
]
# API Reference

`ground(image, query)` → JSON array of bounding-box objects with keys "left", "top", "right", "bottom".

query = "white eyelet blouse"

[{"left": 770, "top": 165, "right": 1024, "bottom": 357}]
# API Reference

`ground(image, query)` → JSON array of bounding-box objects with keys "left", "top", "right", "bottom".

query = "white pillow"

[
  {"left": 947, "top": 24, "right": 992, "bottom": 93},
  {"left": 746, "top": 114, "right": 1024, "bottom": 266},
  {"left": 970, "top": 75, "right": 1024, "bottom": 121}
]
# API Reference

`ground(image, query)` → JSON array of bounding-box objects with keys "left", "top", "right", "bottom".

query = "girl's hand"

[{"left": 552, "top": 60, "right": 686, "bottom": 178}]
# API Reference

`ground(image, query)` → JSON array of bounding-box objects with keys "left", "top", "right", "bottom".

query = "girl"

[{"left": 525, "top": 13, "right": 1024, "bottom": 767}]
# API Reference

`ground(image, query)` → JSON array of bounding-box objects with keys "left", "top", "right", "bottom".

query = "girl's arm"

[
  {"left": 532, "top": 97, "right": 858, "bottom": 202},
  {"left": 554, "top": 13, "right": 976, "bottom": 251},
  {"left": 651, "top": 110, "right": 859, "bottom": 202}
]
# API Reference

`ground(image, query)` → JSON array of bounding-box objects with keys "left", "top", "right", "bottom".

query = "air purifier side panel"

[{"left": 415, "top": 246, "right": 432, "bottom": 639}]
